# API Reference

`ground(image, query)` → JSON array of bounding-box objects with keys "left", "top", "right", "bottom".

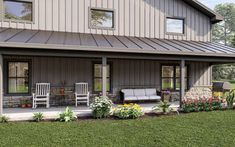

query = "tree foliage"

[
  {"left": 212, "top": 3, "right": 235, "bottom": 46},
  {"left": 232, "top": 35, "right": 235, "bottom": 47}
]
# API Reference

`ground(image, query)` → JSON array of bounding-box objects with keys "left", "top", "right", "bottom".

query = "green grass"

[{"left": 1, "top": 111, "right": 235, "bottom": 147}]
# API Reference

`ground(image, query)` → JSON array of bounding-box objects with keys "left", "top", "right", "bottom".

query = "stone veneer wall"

[{"left": 184, "top": 86, "right": 213, "bottom": 100}]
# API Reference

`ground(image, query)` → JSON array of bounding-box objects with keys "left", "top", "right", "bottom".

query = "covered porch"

[{"left": 1, "top": 28, "right": 235, "bottom": 120}]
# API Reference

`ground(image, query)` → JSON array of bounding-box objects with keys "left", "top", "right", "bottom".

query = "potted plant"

[
  {"left": 26, "top": 100, "right": 32, "bottom": 108},
  {"left": 20, "top": 99, "right": 27, "bottom": 108},
  {"left": 161, "top": 90, "right": 171, "bottom": 102},
  {"left": 60, "top": 80, "right": 66, "bottom": 95}
]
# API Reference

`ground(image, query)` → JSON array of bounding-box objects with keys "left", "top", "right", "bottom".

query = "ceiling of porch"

[{"left": 0, "top": 27, "right": 235, "bottom": 58}]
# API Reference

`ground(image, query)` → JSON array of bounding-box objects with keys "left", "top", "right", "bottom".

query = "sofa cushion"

[
  {"left": 149, "top": 95, "right": 161, "bottom": 100},
  {"left": 125, "top": 96, "right": 138, "bottom": 101},
  {"left": 137, "top": 96, "right": 149, "bottom": 100},
  {"left": 145, "top": 88, "right": 157, "bottom": 96},
  {"left": 134, "top": 89, "right": 146, "bottom": 96},
  {"left": 122, "top": 89, "right": 134, "bottom": 97}
]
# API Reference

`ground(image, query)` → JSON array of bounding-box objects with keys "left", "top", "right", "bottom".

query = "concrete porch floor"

[{"left": 3, "top": 102, "right": 180, "bottom": 121}]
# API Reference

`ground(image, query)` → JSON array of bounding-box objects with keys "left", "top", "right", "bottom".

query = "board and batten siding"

[
  {"left": 29, "top": 57, "right": 212, "bottom": 94},
  {"left": 0, "top": 0, "right": 211, "bottom": 42}
]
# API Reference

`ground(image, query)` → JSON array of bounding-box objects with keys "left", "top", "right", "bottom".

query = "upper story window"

[
  {"left": 166, "top": 18, "right": 184, "bottom": 34},
  {"left": 4, "top": 0, "right": 33, "bottom": 22},
  {"left": 90, "top": 8, "right": 114, "bottom": 29}
]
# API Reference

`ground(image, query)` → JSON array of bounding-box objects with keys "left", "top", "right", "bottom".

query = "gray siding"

[
  {"left": 32, "top": 57, "right": 212, "bottom": 94},
  {"left": 3, "top": 56, "right": 212, "bottom": 96},
  {"left": 0, "top": 0, "right": 211, "bottom": 42}
]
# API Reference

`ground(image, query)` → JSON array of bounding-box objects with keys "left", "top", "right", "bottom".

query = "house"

[{"left": 0, "top": 0, "right": 234, "bottom": 116}]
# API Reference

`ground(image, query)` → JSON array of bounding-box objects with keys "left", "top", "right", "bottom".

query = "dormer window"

[
  {"left": 90, "top": 8, "right": 114, "bottom": 29},
  {"left": 166, "top": 18, "right": 184, "bottom": 34},
  {"left": 3, "top": 0, "right": 33, "bottom": 22}
]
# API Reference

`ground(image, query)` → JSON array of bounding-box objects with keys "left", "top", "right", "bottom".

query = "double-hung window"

[
  {"left": 161, "top": 65, "right": 188, "bottom": 91},
  {"left": 93, "top": 63, "right": 111, "bottom": 92},
  {"left": 7, "top": 61, "right": 30, "bottom": 94}
]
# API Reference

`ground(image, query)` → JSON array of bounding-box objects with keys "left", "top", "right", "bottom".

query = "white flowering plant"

[{"left": 90, "top": 96, "right": 113, "bottom": 118}]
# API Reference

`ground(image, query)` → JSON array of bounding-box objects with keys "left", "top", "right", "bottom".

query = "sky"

[{"left": 198, "top": 0, "right": 235, "bottom": 9}]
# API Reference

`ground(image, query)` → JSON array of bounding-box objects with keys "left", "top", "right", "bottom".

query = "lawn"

[{"left": 1, "top": 111, "right": 235, "bottom": 147}]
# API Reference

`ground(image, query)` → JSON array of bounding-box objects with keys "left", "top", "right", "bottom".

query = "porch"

[{"left": 1, "top": 28, "right": 235, "bottom": 118}]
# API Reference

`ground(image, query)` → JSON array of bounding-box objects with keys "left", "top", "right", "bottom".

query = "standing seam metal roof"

[{"left": 0, "top": 28, "right": 235, "bottom": 57}]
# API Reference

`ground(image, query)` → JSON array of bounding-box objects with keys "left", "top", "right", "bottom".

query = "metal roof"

[
  {"left": 0, "top": 28, "right": 235, "bottom": 58},
  {"left": 183, "top": 0, "right": 223, "bottom": 24}
]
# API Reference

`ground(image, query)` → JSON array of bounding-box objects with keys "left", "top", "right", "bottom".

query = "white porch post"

[
  {"left": 102, "top": 57, "right": 107, "bottom": 97},
  {"left": 180, "top": 59, "right": 185, "bottom": 107},
  {"left": 0, "top": 54, "right": 3, "bottom": 115}
]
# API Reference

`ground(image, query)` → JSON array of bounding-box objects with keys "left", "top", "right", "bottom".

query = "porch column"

[
  {"left": 180, "top": 59, "right": 185, "bottom": 108},
  {"left": 0, "top": 54, "right": 3, "bottom": 115},
  {"left": 102, "top": 57, "right": 107, "bottom": 97}
]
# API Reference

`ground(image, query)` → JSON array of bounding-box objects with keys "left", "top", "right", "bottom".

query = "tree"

[
  {"left": 232, "top": 35, "right": 235, "bottom": 47},
  {"left": 213, "top": 3, "right": 235, "bottom": 46}
]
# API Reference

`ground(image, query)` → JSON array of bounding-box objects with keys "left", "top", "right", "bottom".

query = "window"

[
  {"left": 3, "top": 0, "right": 33, "bottom": 21},
  {"left": 7, "top": 62, "right": 29, "bottom": 94},
  {"left": 161, "top": 65, "right": 188, "bottom": 91},
  {"left": 166, "top": 18, "right": 184, "bottom": 34},
  {"left": 90, "top": 8, "right": 114, "bottom": 29},
  {"left": 93, "top": 63, "right": 111, "bottom": 92}
]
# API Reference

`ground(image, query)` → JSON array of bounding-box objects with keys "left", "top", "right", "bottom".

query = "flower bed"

[{"left": 182, "top": 98, "right": 222, "bottom": 113}]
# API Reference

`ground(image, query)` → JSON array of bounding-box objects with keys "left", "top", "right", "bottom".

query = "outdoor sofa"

[{"left": 121, "top": 88, "right": 161, "bottom": 102}]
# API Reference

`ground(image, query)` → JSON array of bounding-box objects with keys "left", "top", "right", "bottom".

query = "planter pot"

[
  {"left": 21, "top": 104, "right": 26, "bottom": 108},
  {"left": 60, "top": 88, "right": 65, "bottom": 95},
  {"left": 27, "top": 104, "right": 32, "bottom": 108}
]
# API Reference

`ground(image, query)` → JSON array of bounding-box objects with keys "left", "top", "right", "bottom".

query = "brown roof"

[{"left": 0, "top": 28, "right": 235, "bottom": 57}]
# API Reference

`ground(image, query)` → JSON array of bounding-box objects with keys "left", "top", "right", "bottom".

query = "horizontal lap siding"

[{"left": 0, "top": 0, "right": 211, "bottom": 41}]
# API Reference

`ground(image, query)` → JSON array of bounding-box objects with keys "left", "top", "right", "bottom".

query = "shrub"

[
  {"left": 225, "top": 91, "right": 235, "bottom": 109},
  {"left": 182, "top": 98, "right": 222, "bottom": 113},
  {"left": 152, "top": 101, "right": 171, "bottom": 114},
  {"left": 90, "top": 96, "right": 113, "bottom": 118},
  {"left": 33, "top": 112, "right": 44, "bottom": 122},
  {"left": 0, "top": 115, "right": 9, "bottom": 123},
  {"left": 58, "top": 107, "right": 77, "bottom": 122},
  {"left": 113, "top": 103, "right": 143, "bottom": 119}
]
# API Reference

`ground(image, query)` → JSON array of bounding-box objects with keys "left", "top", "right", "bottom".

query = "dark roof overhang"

[{"left": 183, "top": 0, "right": 224, "bottom": 24}]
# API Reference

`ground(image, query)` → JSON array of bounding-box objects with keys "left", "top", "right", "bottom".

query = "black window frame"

[
  {"left": 165, "top": 17, "right": 185, "bottom": 35},
  {"left": 3, "top": 0, "right": 34, "bottom": 22},
  {"left": 92, "top": 62, "right": 112, "bottom": 93},
  {"left": 4, "top": 59, "right": 32, "bottom": 96},
  {"left": 89, "top": 7, "right": 115, "bottom": 30},
  {"left": 161, "top": 64, "right": 189, "bottom": 91}
]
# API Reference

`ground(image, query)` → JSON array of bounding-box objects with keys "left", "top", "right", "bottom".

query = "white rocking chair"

[
  {"left": 32, "top": 83, "right": 50, "bottom": 108},
  {"left": 75, "top": 83, "right": 89, "bottom": 107}
]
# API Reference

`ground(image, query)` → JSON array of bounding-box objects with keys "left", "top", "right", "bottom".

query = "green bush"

[
  {"left": 153, "top": 101, "right": 172, "bottom": 114},
  {"left": 113, "top": 103, "right": 143, "bottom": 119},
  {"left": 33, "top": 112, "right": 44, "bottom": 122},
  {"left": 90, "top": 96, "right": 113, "bottom": 118},
  {"left": 58, "top": 107, "right": 77, "bottom": 122},
  {"left": 0, "top": 115, "right": 9, "bottom": 123},
  {"left": 182, "top": 98, "right": 222, "bottom": 113},
  {"left": 225, "top": 91, "right": 235, "bottom": 109}
]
